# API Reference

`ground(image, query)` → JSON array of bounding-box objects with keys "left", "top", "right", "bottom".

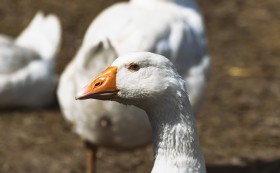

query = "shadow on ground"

[{"left": 207, "top": 159, "right": 280, "bottom": 173}]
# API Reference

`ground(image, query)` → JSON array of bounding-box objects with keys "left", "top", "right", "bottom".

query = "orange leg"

[{"left": 84, "top": 141, "right": 98, "bottom": 173}]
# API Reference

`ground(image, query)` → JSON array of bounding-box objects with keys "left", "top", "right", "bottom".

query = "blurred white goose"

[
  {"left": 58, "top": 0, "right": 210, "bottom": 172},
  {"left": 76, "top": 52, "right": 206, "bottom": 173},
  {"left": 0, "top": 12, "right": 61, "bottom": 108}
]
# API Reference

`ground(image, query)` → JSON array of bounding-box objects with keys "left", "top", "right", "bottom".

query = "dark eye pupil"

[
  {"left": 128, "top": 64, "right": 140, "bottom": 71},
  {"left": 132, "top": 65, "right": 138, "bottom": 70}
]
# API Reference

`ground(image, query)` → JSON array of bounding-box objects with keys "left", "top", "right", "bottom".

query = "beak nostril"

[{"left": 94, "top": 82, "right": 102, "bottom": 88}]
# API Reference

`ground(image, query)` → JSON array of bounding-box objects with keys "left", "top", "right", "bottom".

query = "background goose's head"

[{"left": 76, "top": 52, "right": 186, "bottom": 108}]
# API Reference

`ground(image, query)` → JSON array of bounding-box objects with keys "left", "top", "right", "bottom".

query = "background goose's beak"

[{"left": 76, "top": 66, "right": 118, "bottom": 100}]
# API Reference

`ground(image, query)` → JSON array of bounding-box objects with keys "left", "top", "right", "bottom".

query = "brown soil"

[{"left": 0, "top": 0, "right": 280, "bottom": 173}]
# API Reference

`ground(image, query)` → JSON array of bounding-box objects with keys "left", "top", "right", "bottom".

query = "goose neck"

[{"left": 146, "top": 95, "right": 206, "bottom": 173}]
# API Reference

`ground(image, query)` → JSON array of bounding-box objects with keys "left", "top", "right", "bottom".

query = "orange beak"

[{"left": 75, "top": 66, "right": 119, "bottom": 100}]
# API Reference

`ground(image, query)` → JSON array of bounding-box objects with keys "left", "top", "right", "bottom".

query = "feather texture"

[
  {"left": 0, "top": 12, "right": 61, "bottom": 108},
  {"left": 58, "top": 0, "right": 210, "bottom": 148}
]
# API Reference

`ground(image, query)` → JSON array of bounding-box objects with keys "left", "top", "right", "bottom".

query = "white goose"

[
  {"left": 76, "top": 52, "right": 206, "bottom": 173},
  {"left": 0, "top": 12, "right": 61, "bottom": 108},
  {"left": 58, "top": 0, "right": 210, "bottom": 172}
]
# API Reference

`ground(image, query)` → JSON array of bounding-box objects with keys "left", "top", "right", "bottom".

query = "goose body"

[
  {"left": 83, "top": 0, "right": 210, "bottom": 110},
  {"left": 77, "top": 52, "right": 206, "bottom": 173},
  {"left": 58, "top": 40, "right": 151, "bottom": 148},
  {"left": 0, "top": 12, "right": 61, "bottom": 108},
  {"left": 58, "top": 0, "right": 209, "bottom": 147}
]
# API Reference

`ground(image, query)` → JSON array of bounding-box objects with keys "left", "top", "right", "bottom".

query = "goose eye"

[{"left": 128, "top": 64, "right": 140, "bottom": 72}]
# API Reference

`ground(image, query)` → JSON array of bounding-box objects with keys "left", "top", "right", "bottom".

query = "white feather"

[
  {"left": 112, "top": 52, "right": 206, "bottom": 173},
  {"left": 58, "top": 0, "right": 210, "bottom": 149},
  {"left": 15, "top": 11, "right": 61, "bottom": 60},
  {"left": 0, "top": 12, "right": 61, "bottom": 108}
]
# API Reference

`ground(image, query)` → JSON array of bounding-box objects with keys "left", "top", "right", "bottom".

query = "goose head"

[
  {"left": 76, "top": 52, "right": 185, "bottom": 109},
  {"left": 76, "top": 52, "right": 206, "bottom": 173}
]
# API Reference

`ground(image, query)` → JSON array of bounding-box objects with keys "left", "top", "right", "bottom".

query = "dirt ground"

[{"left": 0, "top": 0, "right": 280, "bottom": 173}]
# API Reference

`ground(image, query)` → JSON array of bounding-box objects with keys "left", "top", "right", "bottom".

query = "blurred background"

[{"left": 0, "top": 0, "right": 279, "bottom": 173}]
